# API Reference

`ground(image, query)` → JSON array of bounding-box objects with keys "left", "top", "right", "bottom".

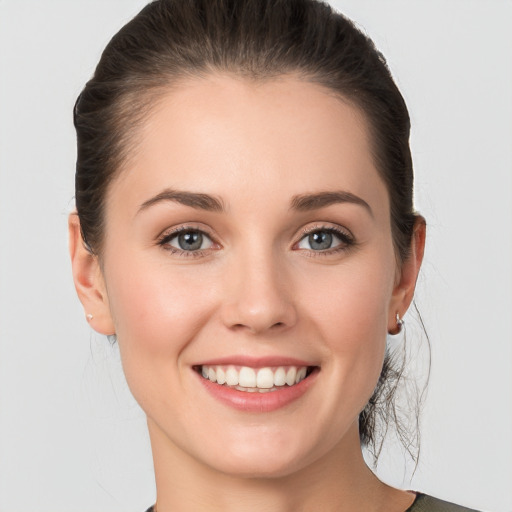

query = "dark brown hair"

[{"left": 74, "top": 0, "right": 422, "bottom": 460}]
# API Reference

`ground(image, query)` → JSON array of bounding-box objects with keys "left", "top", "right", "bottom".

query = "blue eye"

[
  {"left": 163, "top": 229, "right": 214, "bottom": 251},
  {"left": 297, "top": 228, "right": 351, "bottom": 251}
]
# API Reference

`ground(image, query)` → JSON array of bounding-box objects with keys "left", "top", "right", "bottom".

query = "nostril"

[{"left": 230, "top": 321, "right": 286, "bottom": 333}]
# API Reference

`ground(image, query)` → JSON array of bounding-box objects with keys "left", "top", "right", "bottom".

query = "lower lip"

[{"left": 196, "top": 368, "right": 319, "bottom": 413}]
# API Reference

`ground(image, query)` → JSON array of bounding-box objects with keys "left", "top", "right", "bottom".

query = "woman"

[{"left": 69, "top": 0, "right": 478, "bottom": 510}]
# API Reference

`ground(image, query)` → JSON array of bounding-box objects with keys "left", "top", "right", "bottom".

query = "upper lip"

[{"left": 194, "top": 355, "right": 318, "bottom": 368}]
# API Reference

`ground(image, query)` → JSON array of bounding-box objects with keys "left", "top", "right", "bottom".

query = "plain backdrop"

[{"left": 0, "top": 1, "right": 511, "bottom": 511}]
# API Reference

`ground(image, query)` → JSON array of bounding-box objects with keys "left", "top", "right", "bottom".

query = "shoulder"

[
  {"left": 144, "top": 496, "right": 482, "bottom": 512},
  {"left": 407, "top": 493, "right": 482, "bottom": 512}
]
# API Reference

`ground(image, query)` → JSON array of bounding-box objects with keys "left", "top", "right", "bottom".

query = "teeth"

[
  {"left": 216, "top": 367, "right": 226, "bottom": 385},
  {"left": 226, "top": 367, "right": 238, "bottom": 386},
  {"left": 296, "top": 367, "right": 307, "bottom": 384},
  {"left": 285, "top": 367, "right": 297, "bottom": 386},
  {"left": 239, "top": 367, "right": 256, "bottom": 387},
  {"left": 256, "top": 368, "right": 274, "bottom": 389},
  {"left": 200, "top": 364, "right": 311, "bottom": 392},
  {"left": 274, "top": 367, "right": 286, "bottom": 386}
]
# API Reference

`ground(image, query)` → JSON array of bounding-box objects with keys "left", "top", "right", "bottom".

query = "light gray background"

[{"left": 0, "top": 1, "right": 511, "bottom": 511}]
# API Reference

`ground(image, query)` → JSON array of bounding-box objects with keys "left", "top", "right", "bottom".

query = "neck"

[{"left": 148, "top": 418, "right": 415, "bottom": 512}]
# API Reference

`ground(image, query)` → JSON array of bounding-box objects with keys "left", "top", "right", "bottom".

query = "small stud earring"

[
  {"left": 395, "top": 312, "right": 404, "bottom": 333},
  {"left": 86, "top": 313, "right": 93, "bottom": 322}
]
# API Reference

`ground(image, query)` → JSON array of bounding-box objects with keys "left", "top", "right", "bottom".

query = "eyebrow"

[
  {"left": 138, "top": 188, "right": 225, "bottom": 213},
  {"left": 290, "top": 191, "right": 373, "bottom": 216},
  {"left": 138, "top": 188, "right": 372, "bottom": 217}
]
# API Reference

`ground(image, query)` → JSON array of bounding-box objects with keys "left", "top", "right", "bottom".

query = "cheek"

[
  {"left": 303, "top": 255, "right": 394, "bottom": 340},
  {"left": 104, "top": 255, "right": 217, "bottom": 366},
  {"left": 299, "top": 252, "right": 395, "bottom": 393},
  {"left": 103, "top": 259, "right": 223, "bottom": 415}
]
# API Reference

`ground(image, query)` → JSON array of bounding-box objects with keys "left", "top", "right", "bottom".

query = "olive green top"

[
  {"left": 145, "top": 493, "right": 481, "bottom": 511},
  {"left": 406, "top": 493, "right": 480, "bottom": 511}
]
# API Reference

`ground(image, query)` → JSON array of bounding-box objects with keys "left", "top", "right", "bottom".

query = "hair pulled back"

[{"left": 74, "top": 0, "right": 420, "bottom": 459}]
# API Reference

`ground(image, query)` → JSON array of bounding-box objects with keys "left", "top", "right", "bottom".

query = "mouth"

[{"left": 193, "top": 364, "right": 317, "bottom": 393}]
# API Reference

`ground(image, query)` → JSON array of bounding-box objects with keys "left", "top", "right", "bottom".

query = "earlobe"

[
  {"left": 388, "top": 217, "right": 426, "bottom": 333},
  {"left": 68, "top": 213, "right": 116, "bottom": 335}
]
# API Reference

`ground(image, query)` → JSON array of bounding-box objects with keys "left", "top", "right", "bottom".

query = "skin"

[{"left": 69, "top": 74, "right": 425, "bottom": 512}]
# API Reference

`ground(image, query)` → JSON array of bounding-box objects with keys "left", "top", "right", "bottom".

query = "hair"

[{"left": 74, "top": 0, "right": 424, "bottom": 461}]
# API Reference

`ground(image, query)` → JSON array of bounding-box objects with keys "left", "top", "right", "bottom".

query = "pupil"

[
  {"left": 309, "top": 231, "right": 332, "bottom": 250},
  {"left": 178, "top": 231, "right": 202, "bottom": 251}
]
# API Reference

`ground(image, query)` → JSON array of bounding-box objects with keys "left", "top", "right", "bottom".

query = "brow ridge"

[
  {"left": 290, "top": 191, "right": 373, "bottom": 216},
  {"left": 138, "top": 188, "right": 224, "bottom": 213},
  {"left": 138, "top": 188, "right": 371, "bottom": 216}
]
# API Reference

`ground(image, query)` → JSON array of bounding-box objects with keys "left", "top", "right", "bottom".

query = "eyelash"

[{"left": 157, "top": 224, "right": 355, "bottom": 258}]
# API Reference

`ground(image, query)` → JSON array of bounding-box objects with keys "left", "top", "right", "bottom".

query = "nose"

[{"left": 220, "top": 249, "right": 297, "bottom": 335}]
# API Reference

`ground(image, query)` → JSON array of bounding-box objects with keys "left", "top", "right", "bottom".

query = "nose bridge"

[{"left": 221, "top": 240, "right": 296, "bottom": 334}]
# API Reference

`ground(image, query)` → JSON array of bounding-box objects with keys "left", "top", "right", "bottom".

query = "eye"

[
  {"left": 296, "top": 227, "right": 352, "bottom": 252},
  {"left": 161, "top": 229, "right": 214, "bottom": 252}
]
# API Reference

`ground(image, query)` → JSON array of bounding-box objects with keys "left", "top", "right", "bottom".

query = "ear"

[
  {"left": 68, "top": 213, "right": 115, "bottom": 335},
  {"left": 388, "top": 216, "right": 426, "bottom": 334}
]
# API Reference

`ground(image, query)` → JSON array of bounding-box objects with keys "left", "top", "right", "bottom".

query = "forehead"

[{"left": 110, "top": 74, "right": 389, "bottom": 217}]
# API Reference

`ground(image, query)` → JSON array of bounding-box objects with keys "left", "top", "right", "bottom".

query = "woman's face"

[{"left": 88, "top": 75, "right": 413, "bottom": 477}]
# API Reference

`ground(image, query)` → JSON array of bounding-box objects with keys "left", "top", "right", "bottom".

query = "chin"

[
  {"left": 198, "top": 430, "right": 317, "bottom": 479},
  {"left": 209, "top": 455, "right": 306, "bottom": 480}
]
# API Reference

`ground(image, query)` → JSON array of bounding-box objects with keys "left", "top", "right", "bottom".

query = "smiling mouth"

[{"left": 194, "top": 365, "right": 317, "bottom": 393}]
